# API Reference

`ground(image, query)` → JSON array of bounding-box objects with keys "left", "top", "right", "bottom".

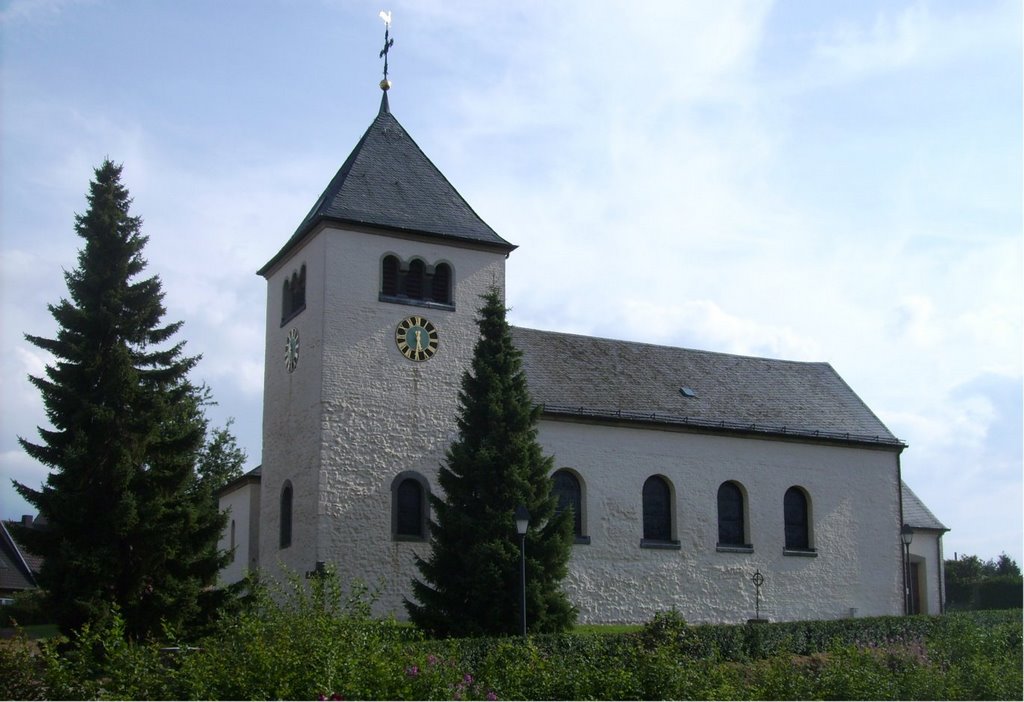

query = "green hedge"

[
  {"left": 948, "top": 575, "right": 1023, "bottom": 610},
  {"left": 1, "top": 572, "right": 1020, "bottom": 701}
]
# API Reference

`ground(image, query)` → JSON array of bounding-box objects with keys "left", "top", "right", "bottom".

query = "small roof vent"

[{"left": 680, "top": 386, "right": 698, "bottom": 398}]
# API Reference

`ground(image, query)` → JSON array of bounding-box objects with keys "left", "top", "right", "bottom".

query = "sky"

[{"left": 1, "top": 0, "right": 1021, "bottom": 566}]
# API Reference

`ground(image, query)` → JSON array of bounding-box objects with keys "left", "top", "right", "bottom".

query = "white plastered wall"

[
  {"left": 217, "top": 479, "right": 261, "bottom": 585},
  {"left": 261, "top": 223, "right": 507, "bottom": 608},
  {"left": 259, "top": 232, "right": 328, "bottom": 580},
  {"left": 538, "top": 419, "right": 905, "bottom": 624},
  {"left": 908, "top": 529, "right": 946, "bottom": 615}
]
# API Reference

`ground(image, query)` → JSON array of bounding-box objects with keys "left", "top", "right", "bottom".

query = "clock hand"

[{"left": 414, "top": 329, "right": 423, "bottom": 352}]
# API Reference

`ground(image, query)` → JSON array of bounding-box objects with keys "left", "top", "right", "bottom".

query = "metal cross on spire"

[{"left": 378, "top": 10, "right": 394, "bottom": 90}]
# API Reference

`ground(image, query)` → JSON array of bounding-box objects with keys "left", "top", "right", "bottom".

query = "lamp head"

[
  {"left": 514, "top": 505, "right": 530, "bottom": 535},
  {"left": 900, "top": 523, "right": 914, "bottom": 546}
]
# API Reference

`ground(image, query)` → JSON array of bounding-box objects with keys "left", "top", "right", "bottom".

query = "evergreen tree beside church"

[
  {"left": 13, "top": 160, "right": 229, "bottom": 639},
  {"left": 407, "top": 289, "right": 577, "bottom": 637}
]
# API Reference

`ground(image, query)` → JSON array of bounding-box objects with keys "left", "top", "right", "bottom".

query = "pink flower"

[
  {"left": 406, "top": 665, "right": 420, "bottom": 678},
  {"left": 463, "top": 673, "right": 474, "bottom": 684},
  {"left": 486, "top": 692, "right": 498, "bottom": 700}
]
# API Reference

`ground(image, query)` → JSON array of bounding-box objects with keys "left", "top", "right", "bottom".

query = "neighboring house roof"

[
  {"left": 0, "top": 520, "right": 38, "bottom": 592},
  {"left": 901, "top": 482, "right": 948, "bottom": 531},
  {"left": 259, "top": 93, "right": 515, "bottom": 277},
  {"left": 216, "top": 465, "right": 262, "bottom": 499},
  {"left": 513, "top": 326, "right": 904, "bottom": 448}
]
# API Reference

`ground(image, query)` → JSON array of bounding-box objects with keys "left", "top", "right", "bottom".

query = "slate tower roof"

[{"left": 259, "top": 93, "right": 515, "bottom": 276}]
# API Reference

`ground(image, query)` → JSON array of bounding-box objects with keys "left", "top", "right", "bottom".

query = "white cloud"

[
  {"left": 810, "top": 0, "right": 1020, "bottom": 82},
  {"left": 816, "top": 2, "right": 931, "bottom": 74}
]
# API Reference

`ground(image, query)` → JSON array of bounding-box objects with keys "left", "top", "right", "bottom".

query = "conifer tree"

[
  {"left": 13, "top": 160, "right": 229, "bottom": 639},
  {"left": 407, "top": 288, "right": 576, "bottom": 636}
]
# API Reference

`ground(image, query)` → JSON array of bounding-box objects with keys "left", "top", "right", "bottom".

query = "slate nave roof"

[{"left": 512, "top": 326, "right": 904, "bottom": 448}]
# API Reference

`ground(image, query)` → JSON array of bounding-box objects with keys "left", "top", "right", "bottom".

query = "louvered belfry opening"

[
  {"left": 431, "top": 262, "right": 451, "bottom": 304},
  {"left": 380, "top": 255, "right": 454, "bottom": 307},
  {"left": 382, "top": 255, "right": 400, "bottom": 296}
]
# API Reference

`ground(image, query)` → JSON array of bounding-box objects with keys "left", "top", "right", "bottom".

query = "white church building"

[{"left": 218, "top": 85, "right": 947, "bottom": 624}]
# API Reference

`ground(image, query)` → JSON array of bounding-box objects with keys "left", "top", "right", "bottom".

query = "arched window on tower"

[
  {"left": 431, "top": 263, "right": 451, "bottom": 304},
  {"left": 380, "top": 255, "right": 455, "bottom": 309},
  {"left": 391, "top": 471, "right": 430, "bottom": 541},
  {"left": 294, "top": 264, "right": 306, "bottom": 309},
  {"left": 405, "top": 259, "right": 425, "bottom": 300},
  {"left": 280, "top": 481, "right": 293, "bottom": 549},
  {"left": 382, "top": 255, "right": 400, "bottom": 297},
  {"left": 282, "top": 279, "right": 292, "bottom": 323},
  {"left": 281, "top": 264, "right": 306, "bottom": 324}
]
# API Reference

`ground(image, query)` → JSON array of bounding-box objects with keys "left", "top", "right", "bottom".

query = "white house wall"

[
  {"left": 539, "top": 419, "right": 904, "bottom": 624},
  {"left": 217, "top": 481, "right": 260, "bottom": 585},
  {"left": 259, "top": 231, "right": 328, "bottom": 578},
  {"left": 909, "top": 529, "right": 945, "bottom": 615}
]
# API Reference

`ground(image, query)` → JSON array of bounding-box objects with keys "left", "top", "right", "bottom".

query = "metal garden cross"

[{"left": 752, "top": 569, "right": 765, "bottom": 620}]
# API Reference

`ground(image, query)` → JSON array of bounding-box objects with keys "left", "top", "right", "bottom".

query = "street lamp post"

[
  {"left": 515, "top": 505, "right": 530, "bottom": 637},
  {"left": 901, "top": 523, "right": 914, "bottom": 615}
]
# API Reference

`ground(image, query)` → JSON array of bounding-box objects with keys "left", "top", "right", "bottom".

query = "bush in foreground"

[{"left": 1, "top": 574, "right": 1020, "bottom": 700}]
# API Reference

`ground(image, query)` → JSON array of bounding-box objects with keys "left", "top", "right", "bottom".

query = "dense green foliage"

[
  {"left": 0, "top": 589, "right": 49, "bottom": 627},
  {"left": 2, "top": 567, "right": 1020, "bottom": 700},
  {"left": 407, "top": 288, "right": 576, "bottom": 637},
  {"left": 946, "top": 553, "right": 1023, "bottom": 610},
  {"left": 11, "top": 160, "right": 230, "bottom": 640}
]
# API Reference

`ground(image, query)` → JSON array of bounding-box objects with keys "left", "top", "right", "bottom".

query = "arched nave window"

[
  {"left": 642, "top": 475, "right": 678, "bottom": 547},
  {"left": 280, "top": 481, "right": 293, "bottom": 549},
  {"left": 784, "top": 486, "right": 813, "bottom": 551},
  {"left": 717, "top": 481, "right": 747, "bottom": 548},
  {"left": 552, "top": 469, "right": 588, "bottom": 543}
]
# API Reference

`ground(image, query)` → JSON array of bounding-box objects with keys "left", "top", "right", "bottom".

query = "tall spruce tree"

[
  {"left": 407, "top": 288, "right": 576, "bottom": 637},
  {"left": 13, "top": 160, "right": 229, "bottom": 639}
]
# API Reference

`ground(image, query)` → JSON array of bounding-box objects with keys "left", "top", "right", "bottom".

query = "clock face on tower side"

[
  {"left": 395, "top": 316, "right": 439, "bottom": 362},
  {"left": 284, "top": 328, "right": 300, "bottom": 372}
]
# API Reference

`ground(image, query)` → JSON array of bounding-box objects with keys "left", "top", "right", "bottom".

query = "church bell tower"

[{"left": 255, "top": 30, "right": 515, "bottom": 612}]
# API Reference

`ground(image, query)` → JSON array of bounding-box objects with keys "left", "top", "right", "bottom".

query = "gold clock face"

[
  {"left": 395, "top": 316, "right": 438, "bottom": 362},
  {"left": 284, "top": 328, "right": 300, "bottom": 372}
]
